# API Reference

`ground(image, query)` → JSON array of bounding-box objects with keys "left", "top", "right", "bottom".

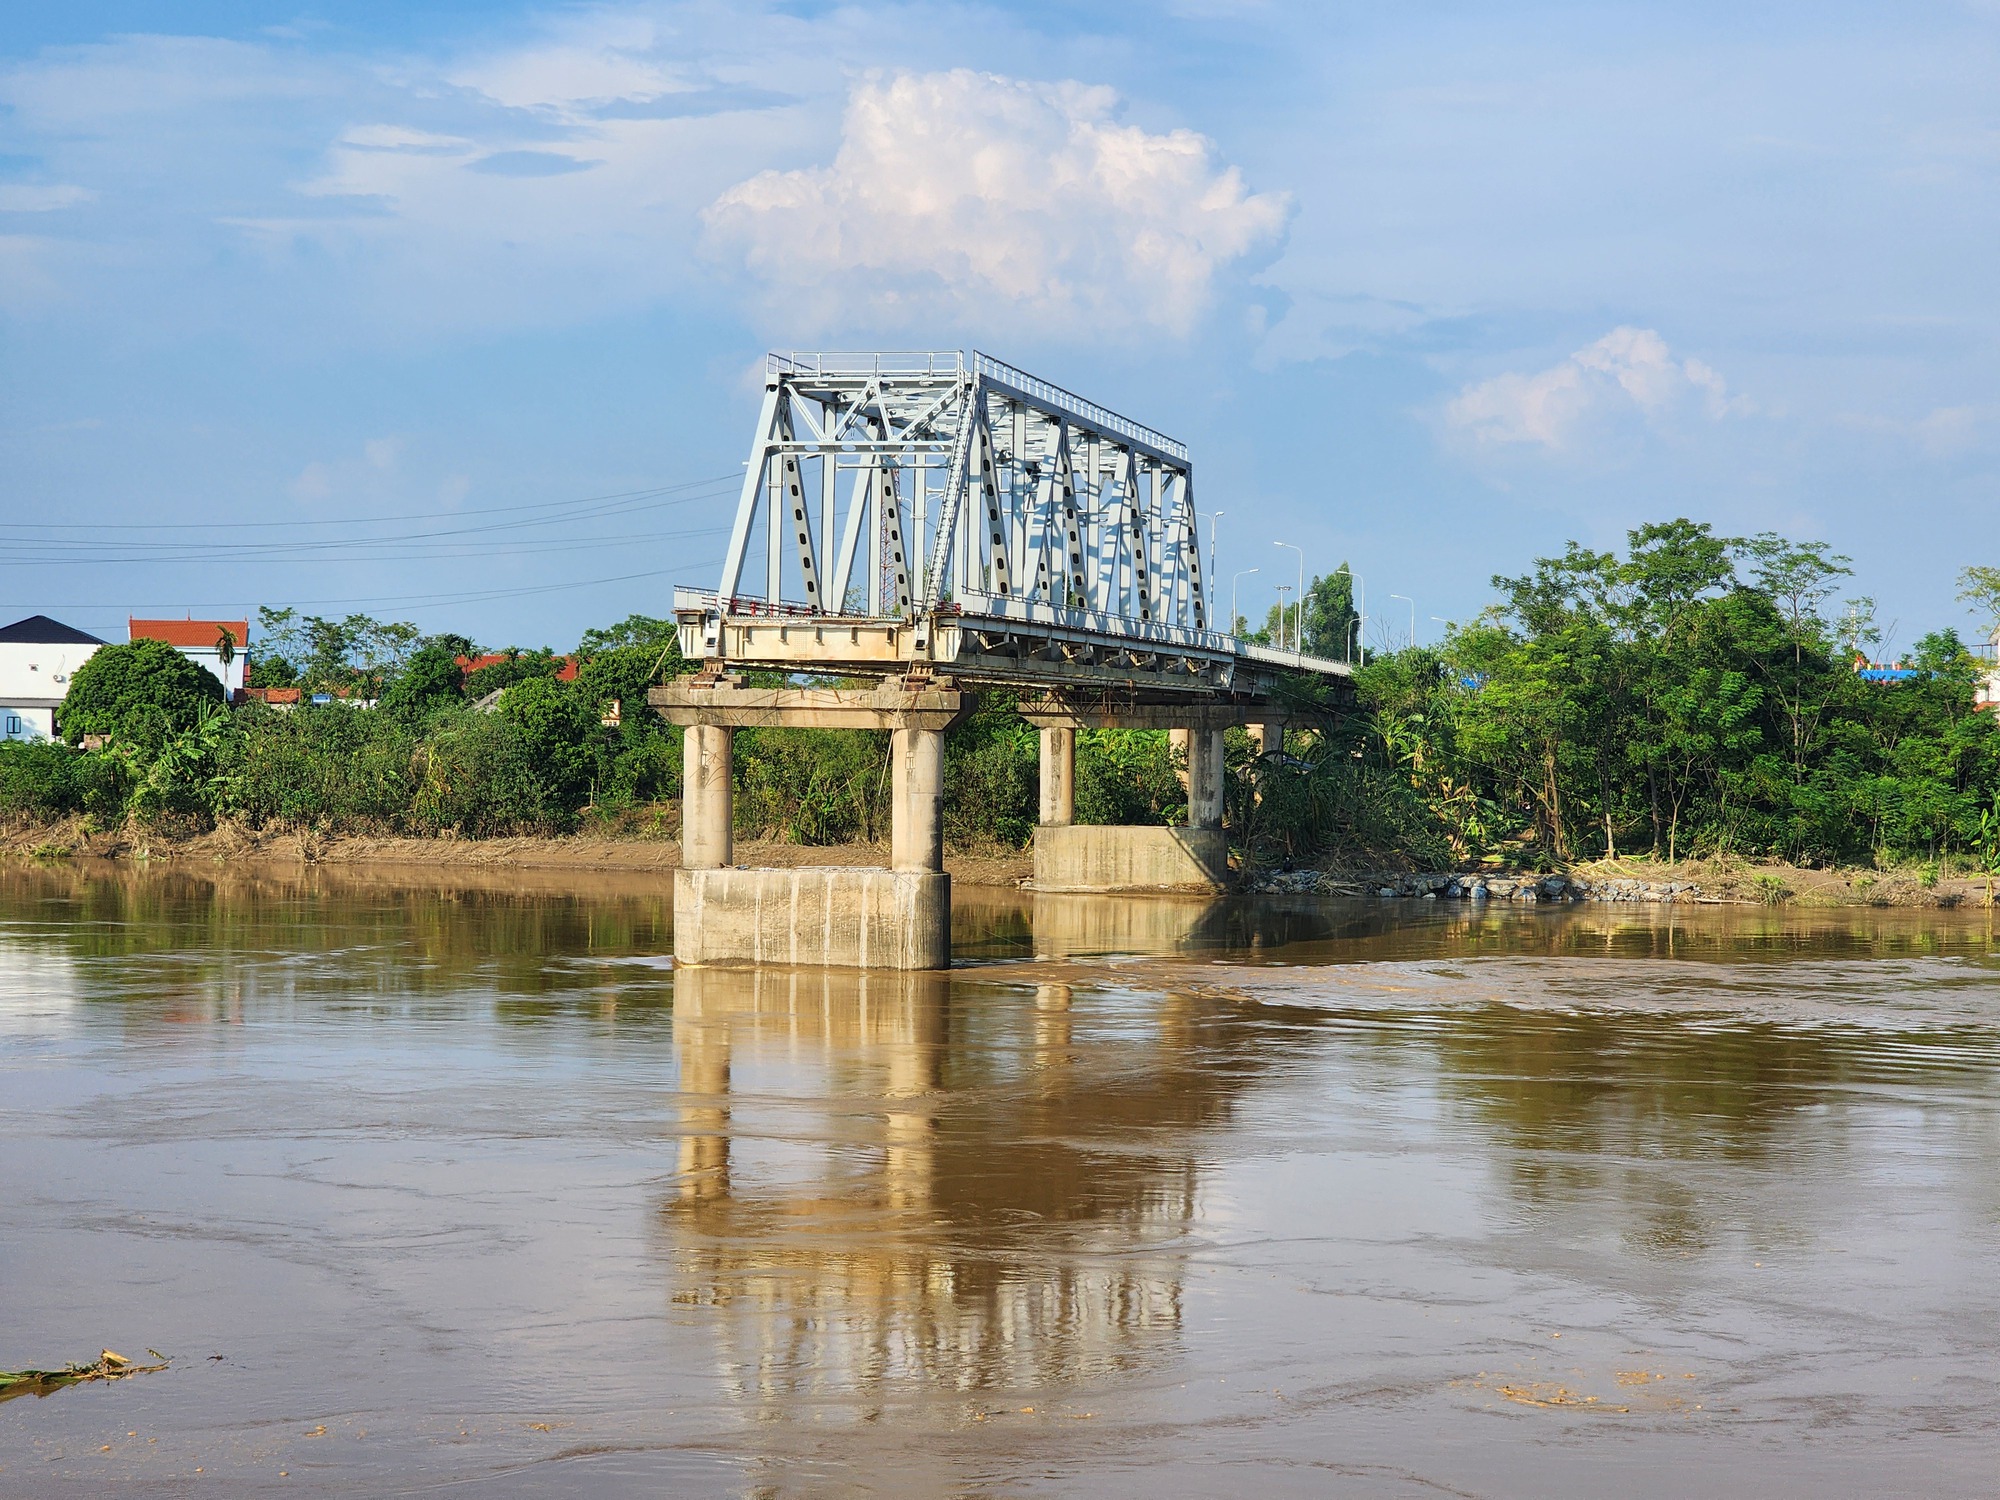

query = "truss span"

[{"left": 678, "top": 350, "right": 1351, "bottom": 699}]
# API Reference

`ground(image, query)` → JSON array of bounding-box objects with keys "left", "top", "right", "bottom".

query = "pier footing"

[
  {"left": 674, "top": 867, "right": 951, "bottom": 970},
  {"left": 1030, "top": 825, "right": 1231, "bottom": 893}
]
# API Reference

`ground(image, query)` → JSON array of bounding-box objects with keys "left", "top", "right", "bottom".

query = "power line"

[
  {"left": 5, "top": 553, "right": 728, "bottom": 615},
  {"left": 0, "top": 479, "right": 742, "bottom": 563},
  {"left": 0, "top": 472, "right": 743, "bottom": 534},
  {"left": 0, "top": 522, "right": 736, "bottom": 568}
]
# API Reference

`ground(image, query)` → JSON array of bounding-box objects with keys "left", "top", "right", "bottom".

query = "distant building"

[
  {"left": 457, "top": 652, "right": 579, "bottom": 682},
  {"left": 1978, "top": 627, "right": 2000, "bottom": 714},
  {"left": 129, "top": 617, "right": 250, "bottom": 697},
  {"left": 0, "top": 615, "right": 106, "bottom": 743}
]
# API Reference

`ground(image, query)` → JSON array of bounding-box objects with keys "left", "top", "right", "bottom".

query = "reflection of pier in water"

[
  {"left": 659, "top": 963, "right": 1275, "bottom": 1407},
  {"left": 952, "top": 887, "right": 1357, "bottom": 961}
]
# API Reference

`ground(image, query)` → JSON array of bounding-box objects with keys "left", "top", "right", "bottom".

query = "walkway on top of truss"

[{"left": 673, "top": 350, "right": 1352, "bottom": 701}]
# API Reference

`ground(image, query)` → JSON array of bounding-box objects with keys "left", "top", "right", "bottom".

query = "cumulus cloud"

[
  {"left": 1447, "top": 327, "right": 1749, "bottom": 450},
  {"left": 703, "top": 69, "right": 1288, "bottom": 335}
]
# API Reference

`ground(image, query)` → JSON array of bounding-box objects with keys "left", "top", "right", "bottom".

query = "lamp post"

[
  {"left": 1207, "top": 511, "right": 1225, "bottom": 595},
  {"left": 1230, "top": 567, "right": 1259, "bottom": 638},
  {"left": 1274, "top": 541, "right": 1304, "bottom": 661},
  {"left": 1390, "top": 594, "right": 1414, "bottom": 651},
  {"left": 1329, "top": 564, "right": 1363, "bottom": 665},
  {"left": 1275, "top": 584, "right": 1293, "bottom": 651}
]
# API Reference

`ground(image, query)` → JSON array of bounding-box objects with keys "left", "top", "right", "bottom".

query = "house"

[
  {"left": 129, "top": 617, "right": 250, "bottom": 697},
  {"left": 1977, "top": 627, "right": 2000, "bottom": 714},
  {"left": 456, "top": 652, "right": 580, "bottom": 682},
  {"left": 0, "top": 615, "right": 106, "bottom": 743}
]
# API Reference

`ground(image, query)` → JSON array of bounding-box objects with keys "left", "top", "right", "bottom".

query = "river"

[{"left": 3, "top": 862, "right": 1999, "bottom": 1496}]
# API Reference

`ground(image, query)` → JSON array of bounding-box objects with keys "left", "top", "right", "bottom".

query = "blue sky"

[{"left": 3, "top": 1, "right": 1995, "bottom": 656}]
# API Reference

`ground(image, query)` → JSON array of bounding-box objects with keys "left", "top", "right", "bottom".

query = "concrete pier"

[
  {"left": 652, "top": 673, "right": 968, "bottom": 970},
  {"left": 681, "top": 723, "right": 734, "bottom": 869},
  {"left": 1031, "top": 825, "right": 1231, "bottom": 892},
  {"left": 1038, "top": 727, "right": 1075, "bottom": 827},
  {"left": 674, "top": 867, "right": 951, "bottom": 969},
  {"left": 1022, "top": 701, "right": 1257, "bottom": 894}
]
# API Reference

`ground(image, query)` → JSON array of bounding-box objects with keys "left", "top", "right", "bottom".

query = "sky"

[{"left": 2, "top": 0, "right": 1996, "bottom": 657}]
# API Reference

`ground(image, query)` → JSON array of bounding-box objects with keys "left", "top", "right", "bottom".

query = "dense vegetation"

[
  {"left": 5, "top": 522, "right": 1998, "bottom": 875},
  {"left": 1253, "top": 522, "right": 2000, "bottom": 872}
]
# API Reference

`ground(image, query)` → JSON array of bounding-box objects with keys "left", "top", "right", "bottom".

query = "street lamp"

[
  {"left": 1275, "top": 584, "right": 1293, "bottom": 652},
  {"left": 1207, "top": 511, "right": 1225, "bottom": 594},
  {"left": 1329, "top": 564, "right": 1364, "bottom": 665},
  {"left": 1274, "top": 541, "right": 1304, "bottom": 661},
  {"left": 1230, "top": 567, "right": 1259, "bottom": 638},
  {"left": 1390, "top": 594, "right": 1414, "bottom": 651}
]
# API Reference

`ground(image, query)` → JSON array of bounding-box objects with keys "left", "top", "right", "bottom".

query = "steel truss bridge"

[{"left": 674, "top": 351, "right": 1351, "bottom": 705}]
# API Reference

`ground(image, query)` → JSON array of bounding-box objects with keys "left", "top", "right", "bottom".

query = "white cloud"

[
  {"left": 289, "top": 460, "right": 334, "bottom": 503},
  {"left": 0, "top": 184, "right": 95, "bottom": 212},
  {"left": 1446, "top": 327, "right": 1750, "bottom": 449},
  {"left": 703, "top": 69, "right": 1288, "bottom": 335},
  {"left": 364, "top": 436, "right": 403, "bottom": 470}
]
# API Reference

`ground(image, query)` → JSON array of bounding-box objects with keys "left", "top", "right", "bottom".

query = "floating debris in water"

[{"left": 0, "top": 1349, "right": 169, "bottom": 1401}]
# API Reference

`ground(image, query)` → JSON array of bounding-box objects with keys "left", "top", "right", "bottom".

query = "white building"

[
  {"left": 0, "top": 615, "right": 106, "bottom": 743},
  {"left": 128, "top": 617, "right": 250, "bottom": 697},
  {"left": 1978, "top": 626, "right": 2000, "bottom": 715}
]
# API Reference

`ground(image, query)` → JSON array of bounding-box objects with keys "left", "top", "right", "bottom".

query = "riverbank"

[
  {"left": 1247, "top": 855, "right": 1997, "bottom": 908},
  {"left": 8, "top": 817, "right": 1993, "bottom": 908},
  {"left": 0, "top": 816, "right": 1035, "bottom": 888}
]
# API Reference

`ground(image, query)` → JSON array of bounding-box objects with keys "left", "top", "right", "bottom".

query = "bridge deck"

[{"left": 674, "top": 586, "right": 1352, "bottom": 704}]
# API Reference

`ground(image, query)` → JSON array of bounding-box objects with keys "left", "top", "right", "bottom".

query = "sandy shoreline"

[
  {"left": 0, "top": 817, "right": 1035, "bottom": 888},
  {"left": 4, "top": 817, "right": 1992, "bottom": 907}
]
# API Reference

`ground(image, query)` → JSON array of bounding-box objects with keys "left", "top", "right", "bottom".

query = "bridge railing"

[{"left": 768, "top": 351, "right": 966, "bottom": 379}]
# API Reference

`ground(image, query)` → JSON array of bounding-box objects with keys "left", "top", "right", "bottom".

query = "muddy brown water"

[{"left": 3, "top": 863, "right": 2000, "bottom": 1497}]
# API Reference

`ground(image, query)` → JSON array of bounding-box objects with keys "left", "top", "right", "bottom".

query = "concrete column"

[
  {"left": 1169, "top": 728, "right": 1192, "bottom": 794},
  {"left": 891, "top": 726, "right": 946, "bottom": 872},
  {"left": 1249, "top": 723, "right": 1284, "bottom": 756},
  {"left": 1186, "top": 726, "right": 1226, "bottom": 829},
  {"left": 681, "top": 723, "right": 734, "bottom": 869},
  {"left": 1038, "top": 726, "right": 1075, "bottom": 826}
]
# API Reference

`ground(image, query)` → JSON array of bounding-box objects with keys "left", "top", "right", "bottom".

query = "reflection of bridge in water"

[
  {"left": 652, "top": 352, "right": 1355, "bottom": 969},
  {"left": 657, "top": 958, "right": 1286, "bottom": 1407}
]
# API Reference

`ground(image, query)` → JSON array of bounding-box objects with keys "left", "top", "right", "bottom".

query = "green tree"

[
  {"left": 256, "top": 606, "right": 421, "bottom": 695},
  {"left": 379, "top": 640, "right": 468, "bottom": 724},
  {"left": 496, "top": 676, "right": 600, "bottom": 814},
  {"left": 1960, "top": 564, "right": 2000, "bottom": 642},
  {"left": 60, "top": 639, "right": 225, "bottom": 753},
  {"left": 1302, "top": 568, "right": 1361, "bottom": 662},
  {"left": 578, "top": 613, "right": 680, "bottom": 654}
]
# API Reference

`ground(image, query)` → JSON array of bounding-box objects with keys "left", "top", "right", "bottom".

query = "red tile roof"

[
  {"left": 457, "top": 653, "right": 579, "bottom": 681},
  {"left": 244, "top": 687, "right": 301, "bottom": 704},
  {"left": 131, "top": 618, "right": 250, "bottom": 650}
]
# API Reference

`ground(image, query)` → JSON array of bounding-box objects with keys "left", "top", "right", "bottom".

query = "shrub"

[
  {"left": 736, "top": 727, "right": 888, "bottom": 843},
  {"left": 410, "top": 711, "right": 552, "bottom": 835},
  {"left": 0, "top": 741, "right": 129, "bottom": 821},
  {"left": 1075, "top": 729, "right": 1180, "bottom": 826},
  {"left": 61, "top": 639, "right": 224, "bottom": 753},
  {"left": 222, "top": 704, "right": 416, "bottom": 829}
]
